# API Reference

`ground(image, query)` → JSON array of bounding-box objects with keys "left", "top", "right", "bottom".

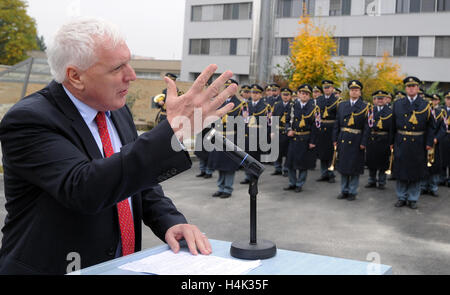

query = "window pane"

[
  {"left": 213, "top": 4, "right": 224, "bottom": 20},
  {"left": 192, "top": 6, "right": 202, "bottom": 21},
  {"left": 292, "top": 0, "right": 302, "bottom": 17},
  {"left": 283, "top": 0, "right": 293, "bottom": 17},
  {"left": 362, "top": 37, "right": 377, "bottom": 56},
  {"left": 410, "top": 0, "right": 421, "bottom": 12},
  {"left": 342, "top": 0, "right": 352, "bottom": 15},
  {"left": 396, "top": 0, "right": 410, "bottom": 12},
  {"left": 237, "top": 38, "right": 250, "bottom": 55},
  {"left": 330, "top": 0, "right": 341, "bottom": 15},
  {"left": 209, "top": 39, "right": 222, "bottom": 56},
  {"left": 307, "top": 0, "right": 316, "bottom": 15},
  {"left": 221, "top": 39, "right": 230, "bottom": 55},
  {"left": 339, "top": 37, "right": 349, "bottom": 56},
  {"left": 230, "top": 39, "right": 237, "bottom": 55},
  {"left": 202, "top": 5, "right": 214, "bottom": 21},
  {"left": 232, "top": 3, "right": 240, "bottom": 19},
  {"left": 407, "top": 36, "right": 419, "bottom": 56},
  {"left": 223, "top": 4, "right": 232, "bottom": 19},
  {"left": 189, "top": 39, "right": 201, "bottom": 54},
  {"left": 421, "top": 0, "right": 436, "bottom": 11},
  {"left": 435, "top": 36, "right": 450, "bottom": 57},
  {"left": 238, "top": 3, "right": 250, "bottom": 19},
  {"left": 394, "top": 36, "right": 407, "bottom": 56},
  {"left": 377, "top": 37, "right": 394, "bottom": 56},
  {"left": 280, "top": 38, "right": 291, "bottom": 55},
  {"left": 201, "top": 39, "right": 210, "bottom": 55}
]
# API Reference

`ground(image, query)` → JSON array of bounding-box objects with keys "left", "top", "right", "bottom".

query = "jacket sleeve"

[
  {"left": 0, "top": 105, "right": 192, "bottom": 215},
  {"left": 332, "top": 105, "right": 341, "bottom": 143}
]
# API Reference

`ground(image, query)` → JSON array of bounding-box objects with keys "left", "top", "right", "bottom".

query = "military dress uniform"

[
  {"left": 241, "top": 84, "right": 271, "bottom": 184},
  {"left": 391, "top": 77, "right": 435, "bottom": 209},
  {"left": 365, "top": 91, "right": 393, "bottom": 189},
  {"left": 155, "top": 73, "right": 179, "bottom": 124},
  {"left": 316, "top": 80, "right": 342, "bottom": 182},
  {"left": 265, "top": 84, "right": 282, "bottom": 107},
  {"left": 421, "top": 94, "right": 447, "bottom": 196},
  {"left": 333, "top": 80, "right": 370, "bottom": 201},
  {"left": 208, "top": 80, "right": 245, "bottom": 198},
  {"left": 285, "top": 84, "right": 319, "bottom": 192},
  {"left": 440, "top": 93, "right": 450, "bottom": 187},
  {"left": 271, "top": 88, "right": 293, "bottom": 176}
]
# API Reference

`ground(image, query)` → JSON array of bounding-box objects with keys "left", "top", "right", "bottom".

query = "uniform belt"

[
  {"left": 341, "top": 127, "right": 362, "bottom": 134},
  {"left": 398, "top": 131, "right": 424, "bottom": 136},
  {"left": 294, "top": 131, "right": 311, "bottom": 136},
  {"left": 276, "top": 126, "right": 286, "bottom": 130},
  {"left": 321, "top": 120, "right": 336, "bottom": 124},
  {"left": 219, "top": 131, "right": 235, "bottom": 135},
  {"left": 160, "top": 111, "right": 167, "bottom": 115},
  {"left": 371, "top": 131, "right": 388, "bottom": 135}
]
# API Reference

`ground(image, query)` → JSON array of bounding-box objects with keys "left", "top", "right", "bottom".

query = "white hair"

[{"left": 47, "top": 17, "right": 126, "bottom": 83}]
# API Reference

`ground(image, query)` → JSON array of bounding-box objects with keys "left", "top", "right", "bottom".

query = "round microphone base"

[{"left": 230, "top": 239, "right": 277, "bottom": 260}]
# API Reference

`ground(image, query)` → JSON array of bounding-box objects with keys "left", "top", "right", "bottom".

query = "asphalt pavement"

[{"left": 0, "top": 160, "right": 449, "bottom": 275}]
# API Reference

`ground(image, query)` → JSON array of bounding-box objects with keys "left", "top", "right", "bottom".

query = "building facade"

[{"left": 181, "top": 0, "right": 450, "bottom": 89}]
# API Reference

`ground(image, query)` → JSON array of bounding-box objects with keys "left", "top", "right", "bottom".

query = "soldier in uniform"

[
  {"left": 240, "top": 84, "right": 271, "bottom": 184},
  {"left": 312, "top": 85, "right": 323, "bottom": 106},
  {"left": 208, "top": 79, "right": 246, "bottom": 198},
  {"left": 421, "top": 93, "right": 446, "bottom": 197},
  {"left": 284, "top": 84, "right": 319, "bottom": 192},
  {"left": 239, "top": 85, "right": 251, "bottom": 103},
  {"left": 316, "top": 80, "right": 341, "bottom": 183},
  {"left": 365, "top": 90, "right": 393, "bottom": 190},
  {"left": 440, "top": 92, "right": 450, "bottom": 187},
  {"left": 333, "top": 80, "right": 370, "bottom": 201},
  {"left": 264, "top": 85, "right": 273, "bottom": 101},
  {"left": 271, "top": 88, "right": 293, "bottom": 176},
  {"left": 391, "top": 76, "right": 435, "bottom": 209}
]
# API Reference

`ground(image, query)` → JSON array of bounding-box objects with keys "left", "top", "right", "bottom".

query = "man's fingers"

[
  {"left": 182, "top": 228, "right": 199, "bottom": 256},
  {"left": 164, "top": 77, "right": 178, "bottom": 102},
  {"left": 193, "top": 230, "right": 210, "bottom": 255},
  {"left": 210, "top": 83, "right": 238, "bottom": 112},
  {"left": 205, "top": 70, "right": 234, "bottom": 99},
  {"left": 215, "top": 103, "right": 234, "bottom": 119},
  {"left": 166, "top": 233, "right": 180, "bottom": 254},
  {"left": 189, "top": 64, "right": 218, "bottom": 95}
]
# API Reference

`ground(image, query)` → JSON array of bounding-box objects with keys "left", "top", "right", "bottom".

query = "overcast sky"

[{"left": 26, "top": 0, "right": 186, "bottom": 60}]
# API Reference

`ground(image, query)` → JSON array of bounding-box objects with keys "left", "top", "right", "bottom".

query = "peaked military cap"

[
  {"left": 165, "top": 73, "right": 178, "bottom": 81},
  {"left": 225, "top": 79, "right": 239, "bottom": 86},
  {"left": 240, "top": 85, "right": 251, "bottom": 91},
  {"left": 423, "top": 93, "right": 433, "bottom": 101},
  {"left": 372, "top": 90, "right": 389, "bottom": 98},
  {"left": 348, "top": 80, "right": 363, "bottom": 90},
  {"left": 281, "top": 88, "right": 293, "bottom": 95},
  {"left": 322, "top": 80, "right": 334, "bottom": 87},
  {"left": 395, "top": 91, "right": 406, "bottom": 98},
  {"left": 270, "top": 83, "right": 280, "bottom": 90},
  {"left": 403, "top": 76, "right": 421, "bottom": 86},
  {"left": 251, "top": 84, "right": 264, "bottom": 93},
  {"left": 432, "top": 94, "right": 441, "bottom": 101},
  {"left": 298, "top": 84, "right": 313, "bottom": 94},
  {"left": 444, "top": 91, "right": 450, "bottom": 98},
  {"left": 334, "top": 87, "right": 342, "bottom": 93},
  {"left": 312, "top": 85, "right": 323, "bottom": 93}
]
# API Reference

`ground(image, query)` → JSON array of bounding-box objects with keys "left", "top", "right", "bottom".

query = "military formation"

[{"left": 154, "top": 73, "right": 450, "bottom": 208}]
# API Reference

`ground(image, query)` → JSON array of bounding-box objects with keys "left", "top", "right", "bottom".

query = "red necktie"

[{"left": 95, "top": 112, "right": 135, "bottom": 256}]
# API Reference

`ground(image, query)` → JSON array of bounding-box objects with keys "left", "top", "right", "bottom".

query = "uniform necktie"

[{"left": 95, "top": 111, "right": 135, "bottom": 256}]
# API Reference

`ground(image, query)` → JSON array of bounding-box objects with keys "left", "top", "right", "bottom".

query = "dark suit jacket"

[{"left": 0, "top": 81, "right": 192, "bottom": 274}]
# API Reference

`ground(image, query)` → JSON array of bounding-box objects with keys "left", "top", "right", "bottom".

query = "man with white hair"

[{"left": 0, "top": 18, "right": 236, "bottom": 274}]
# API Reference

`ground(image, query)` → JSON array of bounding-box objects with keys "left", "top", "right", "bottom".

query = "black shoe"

[
  {"left": 378, "top": 184, "right": 386, "bottom": 190},
  {"left": 271, "top": 171, "right": 282, "bottom": 176},
  {"left": 240, "top": 179, "right": 250, "bottom": 184},
  {"left": 203, "top": 174, "right": 212, "bottom": 179},
  {"left": 220, "top": 193, "right": 232, "bottom": 199},
  {"left": 365, "top": 183, "right": 377, "bottom": 188},
  {"left": 316, "top": 177, "right": 329, "bottom": 182},
  {"left": 282, "top": 172, "right": 288, "bottom": 177},
  {"left": 284, "top": 185, "right": 296, "bottom": 191},
  {"left": 429, "top": 191, "right": 438, "bottom": 197},
  {"left": 409, "top": 201, "right": 418, "bottom": 209},
  {"left": 212, "top": 191, "right": 223, "bottom": 197},
  {"left": 295, "top": 187, "right": 303, "bottom": 193},
  {"left": 395, "top": 200, "right": 406, "bottom": 207},
  {"left": 347, "top": 194, "right": 356, "bottom": 201},
  {"left": 337, "top": 193, "right": 348, "bottom": 199},
  {"left": 328, "top": 178, "right": 336, "bottom": 183},
  {"left": 196, "top": 172, "right": 206, "bottom": 177}
]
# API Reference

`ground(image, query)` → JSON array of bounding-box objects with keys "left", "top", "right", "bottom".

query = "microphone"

[{"left": 204, "top": 127, "right": 264, "bottom": 178}]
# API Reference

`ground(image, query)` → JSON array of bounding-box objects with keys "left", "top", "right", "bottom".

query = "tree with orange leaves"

[{"left": 276, "top": 13, "right": 345, "bottom": 90}]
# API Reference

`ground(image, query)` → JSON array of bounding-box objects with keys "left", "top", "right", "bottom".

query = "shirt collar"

[{"left": 63, "top": 85, "right": 111, "bottom": 123}]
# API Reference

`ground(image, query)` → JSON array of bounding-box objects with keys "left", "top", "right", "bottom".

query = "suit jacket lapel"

[
  {"left": 48, "top": 81, "right": 103, "bottom": 160},
  {"left": 110, "top": 110, "right": 136, "bottom": 146}
]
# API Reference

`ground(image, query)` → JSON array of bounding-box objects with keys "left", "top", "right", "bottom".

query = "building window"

[
  {"left": 276, "top": 0, "right": 302, "bottom": 17},
  {"left": 377, "top": 37, "right": 394, "bottom": 56},
  {"left": 276, "top": 38, "right": 292, "bottom": 56},
  {"left": 409, "top": 0, "right": 421, "bottom": 12},
  {"left": 335, "top": 37, "right": 349, "bottom": 56},
  {"left": 302, "top": 0, "right": 315, "bottom": 15},
  {"left": 191, "top": 6, "right": 202, "bottom": 21},
  {"left": 362, "top": 37, "right": 377, "bottom": 56},
  {"left": 422, "top": 0, "right": 436, "bottom": 11},
  {"left": 329, "top": 0, "right": 351, "bottom": 16},
  {"left": 230, "top": 39, "right": 237, "bottom": 55},
  {"left": 394, "top": 36, "right": 419, "bottom": 56},
  {"left": 435, "top": 36, "right": 450, "bottom": 57},
  {"left": 189, "top": 39, "right": 210, "bottom": 55},
  {"left": 224, "top": 3, "right": 252, "bottom": 20},
  {"left": 437, "top": 0, "right": 450, "bottom": 10}
]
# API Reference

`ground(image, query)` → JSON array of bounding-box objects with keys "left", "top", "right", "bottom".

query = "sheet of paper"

[{"left": 118, "top": 250, "right": 261, "bottom": 275}]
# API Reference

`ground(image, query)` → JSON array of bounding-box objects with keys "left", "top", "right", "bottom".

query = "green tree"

[
  {"left": 0, "top": 0, "right": 38, "bottom": 65},
  {"left": 36, "top": 35, "right": 46, "bottom": 51}
]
